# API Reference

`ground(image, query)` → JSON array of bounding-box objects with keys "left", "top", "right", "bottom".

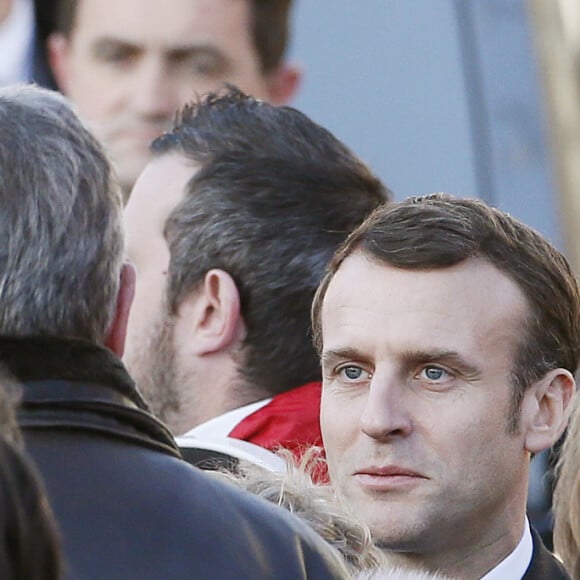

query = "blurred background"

[{"left": 291, "top": 0, "right": 576, "bottom": 257}]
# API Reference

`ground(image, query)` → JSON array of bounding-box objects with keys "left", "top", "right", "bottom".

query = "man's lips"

[
  {"left": 356, "top": 465, "right": 423, "bottom": 477},
  {"left": 353, "top": 465, "right": 428, "bottom": 490}
]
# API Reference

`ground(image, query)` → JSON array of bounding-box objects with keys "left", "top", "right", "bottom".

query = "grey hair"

[{"left": 0, "top": 85, "right": 123, "bottom": 343}]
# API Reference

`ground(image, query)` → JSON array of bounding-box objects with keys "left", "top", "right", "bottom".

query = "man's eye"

[
  {"left": 93, "top": 44, "right": 137, "bottom": 65},
  {"left": 180, "top": 54, "right": 226, "bottom": 78},
  {"left": 339, "top": 365, "right": 366, "bottom": 381},
  {"left": 418, "top": 366, "right": 450, "bottom": 382}
]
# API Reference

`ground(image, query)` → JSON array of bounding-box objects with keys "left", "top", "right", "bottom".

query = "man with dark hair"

[
  {"left": 46, "top": 0, "right": 300, "bottom": 198},
  {"left": 123, "top": 88, "right": 389, "bottom": 468},
  {"left": 312, "top": 194, "right": 578, "bottom": 579},
  {"left": 0, "top": 84, "right": 348, "bottom": 579}
]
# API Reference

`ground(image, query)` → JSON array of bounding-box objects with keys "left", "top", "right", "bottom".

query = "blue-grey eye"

[
  {"left": 343, "top": 366, "right": 363, "bottom": 380},
  {"left": 424, "top": 366, "right": 445, "bottom": 381}
]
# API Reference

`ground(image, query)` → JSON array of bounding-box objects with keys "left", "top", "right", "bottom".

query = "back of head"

[
  {"left": 0, "top": 84, "right": 123, "bottom": 343},
  {"left": 153, "top": 87, "right": 389, "bottom": 395},
  {"left": 313, "top": 194, "right": 580, "bottom": 410}
]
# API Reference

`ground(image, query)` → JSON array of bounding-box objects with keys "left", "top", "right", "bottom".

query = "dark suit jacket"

[{"left": 523, "top": 527, "right": 570, "bottom": 579}]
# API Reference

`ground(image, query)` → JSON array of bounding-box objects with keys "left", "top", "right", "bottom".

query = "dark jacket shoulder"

[
  {"left": 523, "top": 526, "right": 570, "bottom": 580},
  {"left": 6, "top": 337, "right": 346, "bottom": 580}
]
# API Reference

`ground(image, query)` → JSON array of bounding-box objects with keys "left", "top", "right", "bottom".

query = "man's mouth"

[{"left": 353, "top": 465, "right": 428, "bottom": 491}]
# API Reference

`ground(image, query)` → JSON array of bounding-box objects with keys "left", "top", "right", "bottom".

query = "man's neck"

[
  {"left": 169, "top": 371, "right": 267, "bottom": 437},
  {"left": 379, "top": 518, "right": 527, "bottom": 579}
]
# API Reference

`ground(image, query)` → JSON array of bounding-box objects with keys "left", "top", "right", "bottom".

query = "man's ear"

[
  {"left": 265, "top": 63, "right": 302, "bottom": 105},
  {"left": 105, "top": 263, "right": 136, "bottom": 357},
  {"left": 523, "top": 368, "right": 576, "bottom": 454},
  {"left": 47, "top": 33, "right": 72, "bottom": 93},
  {"left": 176, "top": 269, "right": 245, "bottom": 356}
]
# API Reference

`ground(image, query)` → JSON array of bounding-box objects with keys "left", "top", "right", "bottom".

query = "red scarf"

[{"left": 228, "top": 381, "right": 324, "bottom": 460}]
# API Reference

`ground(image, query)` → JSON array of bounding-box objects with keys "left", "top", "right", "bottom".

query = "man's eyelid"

[
  {"left": 336, "top": 362, "right": 364, "bottom": 373},
  {"left": 336, "top": 363, "right": 371, "bottom": 383},
  {"left": 418, "top": 364, "right": 454, "bottom": 380},
  {"left": 169, "top": 47, "right": 228, "bottom": 68},
  {"left": 403, "top": 350, "right": 479, "bottom": 379}
]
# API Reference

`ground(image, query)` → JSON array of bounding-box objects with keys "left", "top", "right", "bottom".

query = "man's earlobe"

[
  {"left": 266, "top": 63, "right": 302, "bottom": 105},
  {"left": 47, "top": 33, "right": 71, "bottom": 93},
  {"left": 176, "top": 269, "right": 245, "bottom": 356},
  {"left": 105, "top": 263, "right": 136, "bottom": 357},
  {"left": 523, "top": 369, "right": 576, "bottom": 454}
]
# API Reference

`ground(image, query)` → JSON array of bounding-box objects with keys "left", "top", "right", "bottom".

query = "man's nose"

[
  {"left": 130, "top": 57, "right": 179, "bottom": 119},
  {"left": 360, "top": 371, "right": 413, "bottom": 440}
]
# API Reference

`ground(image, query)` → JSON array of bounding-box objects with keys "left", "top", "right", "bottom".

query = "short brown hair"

[
  {"left": 55, "top": 0, "right": 293, "bottom": 73},
  {"left": 312, "top": 194, "right": 580, "bottom": 429}
]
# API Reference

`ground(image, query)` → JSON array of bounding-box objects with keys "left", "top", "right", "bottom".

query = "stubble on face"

[{"left": 129, "top": 311, "right": 181, "bottom": 426}]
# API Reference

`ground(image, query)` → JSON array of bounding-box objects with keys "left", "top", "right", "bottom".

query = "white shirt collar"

[
  {"left": 178, "top": 397, "right": 272, "bottom": 440},
  {"left": 0, "top": 0, "right": 34, "bottom": 85},
  {"left": 176, "top": 398, "right": 286, "bottom": 472},
  {"left": 480, "top": 518, "right": 533, "bottom": 580}
]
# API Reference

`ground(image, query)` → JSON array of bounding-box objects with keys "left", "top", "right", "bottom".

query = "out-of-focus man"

[{"left": 47, "top": 0, "right": 300, "bottom": 198}]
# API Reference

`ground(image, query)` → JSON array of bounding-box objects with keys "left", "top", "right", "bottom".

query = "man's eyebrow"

[
  {"left": 321, "top": 347, "right": 367, "bottom": 366},
  {"left": 92, "top": 35, "right": 225, "bottom": 60},
  {"left": 401, "top": 349, "right": 481, "bottom": 377},
  {"left": 166, "top": 44, "right": 230, "bottom": 68},
  {"left": 90, "top": 37, "right": 139, "bottom": 55},
  {"left": 166, "top": 44, "right": 225, "bottom": 58}
]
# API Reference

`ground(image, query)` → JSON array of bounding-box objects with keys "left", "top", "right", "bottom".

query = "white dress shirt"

[
  {"left": 176, "top": 398, "right": 287, "bottom": 471},
  {"left": 480, "top": 518, "right": 533, "bottom": 580}
]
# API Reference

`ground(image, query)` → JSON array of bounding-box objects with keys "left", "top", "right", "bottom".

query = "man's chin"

[
  {"left": 350, "top": 498, "right": 431, "bottom": 549},
  {"left": 111, "top": 151, "right": 151, "bottom": 199}
]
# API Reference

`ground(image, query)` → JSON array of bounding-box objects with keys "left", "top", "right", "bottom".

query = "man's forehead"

[
  {"left": 72, "top": 0, "right": 253, "bottom": 42},
  {"left": 322, "top": 253, "right": 530, "bottom": 336},
  {"left": 126, "top": 154, "right": 197, "bottom": 226}
]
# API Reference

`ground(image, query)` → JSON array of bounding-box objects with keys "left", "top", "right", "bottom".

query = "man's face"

[
  {"left": 123, "top": 154, "right": 194, "bottom": 422},
  {"left": 320, "top": 252, "right": 533, "bottom": 561},
  {"left": 51, "top": 0, "right": 277, "bottom": 193}
]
